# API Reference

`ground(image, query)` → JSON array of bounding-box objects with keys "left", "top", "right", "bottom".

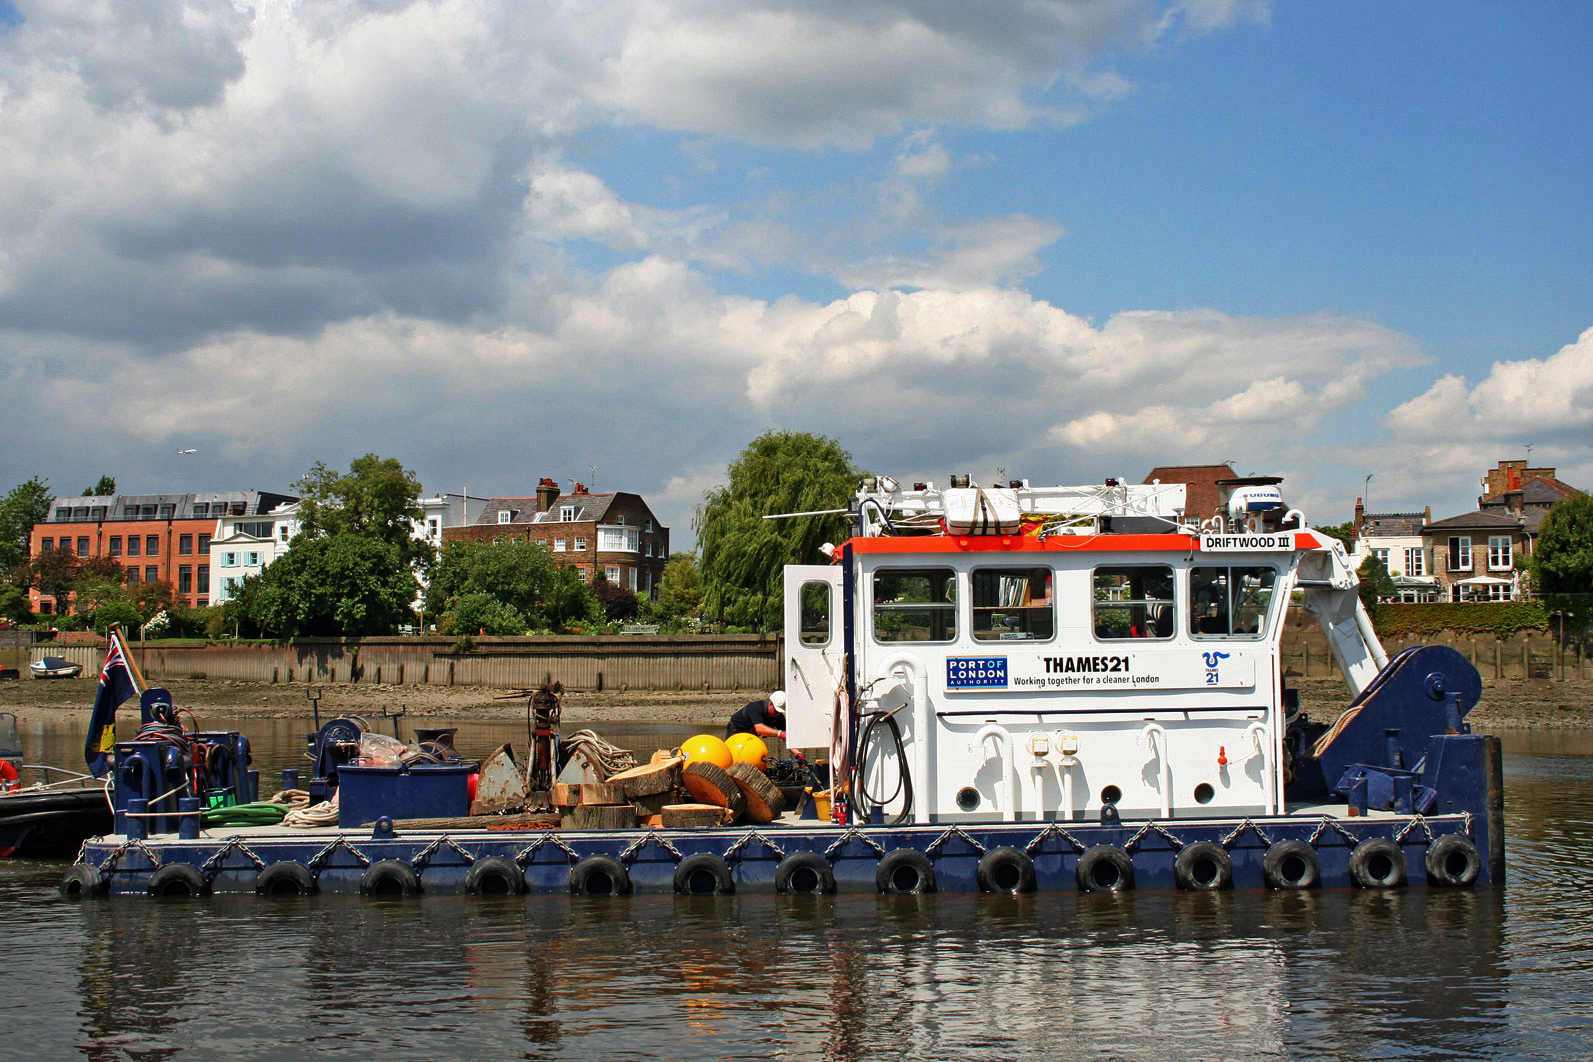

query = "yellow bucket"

[{"left": 806, "top": 787, "right": 832, "bottom": 820}]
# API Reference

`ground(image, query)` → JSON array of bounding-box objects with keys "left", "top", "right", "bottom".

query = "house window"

[
  {"left": 178, "top": 566, "right": 192, "bottom": 594},
  {"left": 615, "top": 515, "right": 626, "bottom": 525},
  {"left": 498, "top": 510, "right": 514, "bottom": 524},
  {"left": 222, "top": 552, "right": 237, "bottom": 567},
  {"left": 192, "top": 503, "right": 209, "bottom": 517},
  {"left": 645, "top": 519, "right": 653, "bottom": 532},
  {"left": 280, "top": 525, "right": 290, "bottom": 541},
  {"left": 574, "top": 536, "right": 587, "bottom": 551},
  {"left": 1447, "top": 537, "right": 1472, "bottom": 572},
  {"left": 560, "top": 506, "right": 576, "bottom": 522},
  {"left": 553, "top": 537, "right": 567, "bottom": 552},
  {"left": 1094, "top": 566, "right": 1176, "bottom": 640},
  {"left": 628, "top": 567, "right": 638, "bottom": 591},
  {"left": 144, "top": 566, "right": 158, "bottom": 584},
  {"left": 605, "top": 564, "right": 621, "bottom": 584},
  {"left": 1487, "top": 583, "right": 1511, "bottom": 602},
  {"left": 197, "top": 567, "right": 209, "bottom": 594},
  {"left": 108, "top": 536, "right": 121, "bottom": 556},
  {"left": 145, "top": 535, "right": 159, "bottom": 557},
  {"left": 179, "top": 534, "right": 193, "bottom": 556},
  {"left": 41, "top": 537, "right": 53, "bottom": 552},
  {"left": 141, "top": 505, "right": 156, "bottom": 517},
  {"left": 576, "top": 565, "right": 589, "bottom": 581},
  {"left": 873, "top": 568, "right": 957, "bottom": 643},
  {"left": 38, "top": 600, "right": 53, "bottom": 614},
  {"left": 1404, "top": 547, "right": 1426, "bottom": 577},
  {"left": 972, "top": 567, "right": 1053, "bottom": 642},
  {"left": 1487, "top": 536, "right": 1512, "bottom": 571},
  {"left": 56, "top": 508, "right": 71, "bottom": 520},
  {"left": 76, "top": 537, "right": 89, "bottom": 557},
  {"left": 158, "top": 505, "right": 173, "bottom": 519},
  {"left": 245, "top": 551, "right": 261, "bottom": 566},
  {"left": 427, "top": 519, "right": 439, "bottom": 538},
  {"left": 127, "top": 536, "right": 141, "bottom": 557},
  {"left": 125, "top": 568, "right": 139, "bottom": 585},
  {"left": 1372, "top": 548, "right": 1389, "bottom": 567},
  {"left": 598, "top": 526, "right": 639, "bottom": 552},
  {"left": 198, "top": 534, "right": 211, "bottom": 553}
]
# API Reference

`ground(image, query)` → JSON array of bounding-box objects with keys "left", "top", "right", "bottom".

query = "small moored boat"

[{"left": 30, "top": 656, "right": 83, "bottom": 679}]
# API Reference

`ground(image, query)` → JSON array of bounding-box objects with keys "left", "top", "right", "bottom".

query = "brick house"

[
  {"left": 441, "top": 478, "right": 669, "bottom": 595},
  {"left": 30, "top": 490, "right": 298, "bottom": 614},
  {"left": 1142, "top": 464, "right": 1238, "bottom": 523},
  {"left": 1350, "top": 502, "right": 1438, "bottom": 601},
  {"left": 1422, "top": 510, "right": 1527, "bottom": 601}
]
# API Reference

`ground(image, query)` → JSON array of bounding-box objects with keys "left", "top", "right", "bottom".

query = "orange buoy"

[
  {"left": 0, "top": 760, "right": 19, "bottom": 792},
  {"left": 681, "top": 734, "right": 733, "bottom": 770},
  {"left": 725, "top": 733, "right": 769, "bottom": 768}
]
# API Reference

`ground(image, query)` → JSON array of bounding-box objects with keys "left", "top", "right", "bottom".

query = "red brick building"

[
  {"left": 29, "top": 490, "right": 297, "bottom": 614},
  {"left": 1142, "top": 464, "right": 1239, "bottom": 523},
  {"left": 441, "top": 479, "right": 669, "bottom": 595}
]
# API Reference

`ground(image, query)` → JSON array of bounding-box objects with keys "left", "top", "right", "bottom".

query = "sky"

[{"left": 1, "top": 0, "right": 1589, "bottom": 542}]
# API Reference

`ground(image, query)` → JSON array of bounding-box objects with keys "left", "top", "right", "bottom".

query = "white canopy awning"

[{"left": 1455, "top": 575, "right": 1512, "bottom": 585}]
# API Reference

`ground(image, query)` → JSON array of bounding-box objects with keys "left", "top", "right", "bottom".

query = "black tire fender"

[
  {"left": 774, "top": 851, "right": 836, "bottom": 895},
  {"left": 59, "top": 864, "right": 106, "bottom": 899},
  {"left": 1262, "top": 840, "right": 1320, "bottom": 890},
  {"left": 569, "top": 855, "right": 632, "bottom": 896},
  {"left": 1348, "top": 837, "right": 1407, "bottom": 889},
  {"left": 1075, "top": 844, "right": 1135, "bottom": 892},
  {"left": 465, "top": 856, "right": 527, "bottom": 896},
  {"left": 1174, "top": 841, "right": 1234, "bottom": 891},
  {"left": 147, "top": 862, "right": 209, "bottom": 898},
  {"left": 876, "top": 848, "right": 936, "bottom": 894},
  {"left": 673, "top": 853, "right": 736, "bottom": 895},
  {"left": 255, "top": 860, "right": 317, "bottom": 897},
  {"left": 976, "top": 846, "right": 1037, "bottom": 894},
  {"left": 1424, "top": 833, "right": 1481, "bottom": 888},
  {"left": 359, "top": 859, "right": 422, "bottom": 897}
]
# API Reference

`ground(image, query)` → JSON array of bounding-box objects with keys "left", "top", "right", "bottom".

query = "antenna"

[
  {"left": 1525, "top": 442, "right": 1534, "bottom": 461},
  {"left": 589, "top": 464, "right": 597, "bottom": 492}
]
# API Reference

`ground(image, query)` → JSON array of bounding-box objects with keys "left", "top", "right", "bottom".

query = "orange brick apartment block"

[{"left": 29, "top": 491, "right": 298, "bottom": 614}]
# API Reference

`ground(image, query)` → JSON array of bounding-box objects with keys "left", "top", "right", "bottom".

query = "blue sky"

[{"left": 1, "top": 0, "right": 1588, "bottom": 538}]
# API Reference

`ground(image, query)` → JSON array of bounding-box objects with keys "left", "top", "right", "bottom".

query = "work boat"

[{"left": 63, "top": 475, "right": 1501, "bottom": 899}]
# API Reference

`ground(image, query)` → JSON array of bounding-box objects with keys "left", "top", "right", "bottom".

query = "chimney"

[
  {"left": 536, "top": 477, "right": 559, "bottom": 513},
  {"left": 1353, "top": 497, "right": 1364, "bottom": 533}
]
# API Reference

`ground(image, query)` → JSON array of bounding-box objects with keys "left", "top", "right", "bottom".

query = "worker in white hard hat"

[{"left": 725, "top": 690, "right": 787, "bottom": 741}]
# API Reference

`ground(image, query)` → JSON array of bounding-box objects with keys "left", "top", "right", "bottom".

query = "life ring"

[
  {"left": 876, "top": 848, "right": 936, "bottom": 894},
  {"left": 147, "top": 863, "right": 209, "bottom": 898},
  {"left": 976, "top": 846, "right": 1037, "bottom": 894},
  {"left": 673, "top": 853, "right": 736, "bottom": 895},
  {"left": 774, "top": 851, "right": 836, "bottom": 895},
  {"left": 359, "top": 859, "right": 422, "bottom": 897},
  {"left": 255, "top": 861, "right": 317, "bottom": 897},
  {"left": 465, "top": 856, "right": 526, "bottom": 896},
  {"left": 569, "top": 855, "right": 632, "bottom": 896},
  {"left": 0, "top": 760, "right": 19, "bottom": 792},
  {"left": 1075, "top": 844, "right": 1135, "bottom": 892},
  {"left": 1424, "top": 833, "right": 1481, "bottom": 888},
  {"left": 1348, "top": 837, "right": 1407, "bottom": 889},
  {"left": 59, "top": 864, "right": 106, "bottom": 899},
  {"left": 1262, "top": 840, "right": 1320, "bottom": 890},
  {"left": 1174, "top": 841, "right": 1234, "bottom": 892}
]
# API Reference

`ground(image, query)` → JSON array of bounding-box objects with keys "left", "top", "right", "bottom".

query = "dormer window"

[
  {"left": 498, "top": 509, "right": 515, "bottom": 524},
  {"left": 560, "top": 506, "right": 576, "bottom": 522}
]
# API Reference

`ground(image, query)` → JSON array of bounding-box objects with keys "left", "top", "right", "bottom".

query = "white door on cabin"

[{"left": 784, "top": 565, "right": 844, "bottom": 748}]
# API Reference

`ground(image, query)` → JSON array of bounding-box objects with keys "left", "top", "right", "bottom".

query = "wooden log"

[
  {"left": 631, "top": 790, "right": 682, "bottom": 815},
  {"left": 387, "top": 813, "right": 559, "bottom": 831},
  {"left": 605, "top": 756, "right": 684, "bottom": 798},
  {"left": 579, "top": 782, "right": 626, "bottom": 806},
  {"left": 552, "top": 782, "right": 580, "bottom": 806},
  {"left": 727, "top": 762, "right": 785, "bottom": 824},
  {"left": 644, "top": 814, "right": 665, "bottom": 828},
  {"left": 681, "top": 761, "right": 746, "bottom": 817},
  {"left": 572, "top": 804, "right": 637, "bottom": 829},
  {"left": 661, "top": 803, "right": 729, "bottom": 828}
]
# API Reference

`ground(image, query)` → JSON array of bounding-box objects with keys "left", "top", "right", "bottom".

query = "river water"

[{"left": 1, "top": 716, "right": 1590, "bottom": 1061}]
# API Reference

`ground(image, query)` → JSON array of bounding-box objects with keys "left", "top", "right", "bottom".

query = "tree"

[
  {"left": 697, "top": 431, "right": 860, "bottom": 631},
  {"left": 0, "top": 477, "right": 53, "bottom": 570},
  {"left": 1532, "top": 494, "right": 1593, "bottom": 614},
  {"left": 448, "top": 592, "right": 527, "bottom": 636},
  {"left": 653, "top": 552, "right": 703, "bottom": 623},
  {"left": 82, "top": 475, "right": 116, "bottom": 497},
  {"left": 1357, "top": 554, "right": 1397, "bottom": 607},
  {"left": 28, "top": 550, "right": 79, "bottom": 605},
  {"left": 544, "top": 567, "right": 602, "bottom": 631},
  {"left": 1314, "top": 521, "right": 1356, "bottom": 548},
  {"left": 425, "top": 538, "right": 555, "bottom": 622},
  {"left": 295, "top": 454, "right": 430, "bottom": 569},
  {"left": 234, "top": 535, "right": 417, "bottom": 637},
  {"left": 593, "top": 575, "right": 638, "bottom": 622}
]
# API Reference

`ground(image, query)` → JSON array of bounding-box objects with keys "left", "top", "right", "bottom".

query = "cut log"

[
  {"left": 579, "top": 782, "right": 625, "bottom": 806},
  {"left": 644, "top": 814, "right": 664, "bottom": 828},
  {"left": 631, "top": 790, "right": 682, "bottom": 816},
  {"left": 571, "top": 804, "right": 637, "bottom": 829},
  {"left": 727, "top": 762, "right": 786, "bottom": 824},
  {"left": 387, "top": 813, "right": 558, "bottom": 831},
  {"left": 605, "top": 756, "right": 684, "bottom": 798},
  {"left": 681, "top": 761, "right": 746, "bottom": 817},
  {"left": 662, "top": 803, "right": 730, "bottom": 828},
  {"left": 552, "top": 782, "right": 580, "bottom": 807}
]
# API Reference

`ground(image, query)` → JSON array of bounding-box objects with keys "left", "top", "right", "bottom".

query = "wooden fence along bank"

[{"left": 26, "top": 620, "right": 1590, "bottom": 691}]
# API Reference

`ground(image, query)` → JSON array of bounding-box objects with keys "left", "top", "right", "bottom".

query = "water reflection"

[{"left": 0, "top": 720, "right": 1585, "bottom": 1059}]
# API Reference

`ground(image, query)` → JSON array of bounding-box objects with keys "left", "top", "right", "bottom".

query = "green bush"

[{"left": 1370, "top": 601, "right": 1551, "bottom": 639}]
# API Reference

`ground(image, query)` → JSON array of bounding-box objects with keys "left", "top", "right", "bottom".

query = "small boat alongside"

[
  {"left": 29, "top": 657, "right": 83, "bottom": 680},
  {"left": 0, "top": 713, "right": 113, "bottom": 857},
  {"left": 61, "top": 472, "right": 1504, "bottom": 898}
]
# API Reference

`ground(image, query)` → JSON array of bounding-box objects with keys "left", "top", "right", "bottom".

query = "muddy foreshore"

[{"left": 3, "top": 673, "right": 1590, "bottom": 733}]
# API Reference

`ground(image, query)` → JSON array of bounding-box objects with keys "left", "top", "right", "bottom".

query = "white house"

[
  {"left": 1350, "top": 502, "right": 1439, "bottom": 603},
  {"left": 210, "top": 501, "right": 303, "bottom": 604}
]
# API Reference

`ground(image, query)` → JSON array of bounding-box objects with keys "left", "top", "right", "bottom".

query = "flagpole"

[{"left": 112, "top": 624, "right": 147, "bottom": 695}]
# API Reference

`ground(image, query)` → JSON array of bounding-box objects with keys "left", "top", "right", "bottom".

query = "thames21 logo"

[{"left": 1201, "top": 651, "right": 1231, "bottom": 685}]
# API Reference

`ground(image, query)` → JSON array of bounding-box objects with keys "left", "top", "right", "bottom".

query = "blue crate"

[{"left": 337, "top": 763, "right": 474, "bottom": 828}]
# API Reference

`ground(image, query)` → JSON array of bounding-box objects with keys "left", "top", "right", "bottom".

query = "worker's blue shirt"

[{"left": 726, "top": 699, "right": 781, "bottom": 737}]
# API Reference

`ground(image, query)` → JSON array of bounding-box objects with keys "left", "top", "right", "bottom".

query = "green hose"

[{"left": 200, "top": 802, "right": 289, "bottom": 827}]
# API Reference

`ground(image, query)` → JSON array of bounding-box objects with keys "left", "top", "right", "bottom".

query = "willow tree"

[{"left": 696, "top": 431, "right": 861, "bottom": 631}]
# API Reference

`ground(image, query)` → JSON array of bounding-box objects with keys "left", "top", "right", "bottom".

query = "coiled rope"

[{"left": 562, "top": 730, "right": 637, "bottom": 779}]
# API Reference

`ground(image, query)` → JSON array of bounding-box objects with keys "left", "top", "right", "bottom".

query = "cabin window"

[
  {"left": 972, "top": 567, "right": 1053, "bottom": 642},
  {"left": 872, "top": 568, "right": 957, "bottom": 643},
  {"left": 1092, "top": 566, "right": 1175, "bottom": 640},
  {"left": 1190, "top": 566, "right": 1278, "bottom": 638},
  {"left": 799, "top": 581, "right": 832, "bottom": 646}
]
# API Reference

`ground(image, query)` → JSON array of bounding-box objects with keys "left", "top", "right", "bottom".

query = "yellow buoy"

[
  {"left": 725, "top": 733, "right": 769, "bottom": 767},
  {"left": 681, "top": 733, "right": 733, "bottom": 769}
]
